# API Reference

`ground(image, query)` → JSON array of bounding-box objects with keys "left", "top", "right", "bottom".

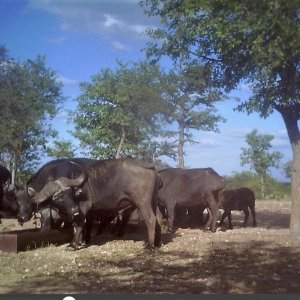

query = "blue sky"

[{"left": 0, "top": 0, "right": 292, "bottom": 181}]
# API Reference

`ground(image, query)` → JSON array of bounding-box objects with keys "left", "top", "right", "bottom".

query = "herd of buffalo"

[{"left": 0, "top": 157, "right": 257, "bottom": 250}]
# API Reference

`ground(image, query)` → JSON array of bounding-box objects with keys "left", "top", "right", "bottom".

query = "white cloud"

[
  {"left": 46, "top": 36, "right": 65, "bottom": 45},
  {"left": 103, "top": 14, "right": 122, "bottom": 28},
  {"left": 272, "top": 129, "right": 290, "bottom": 150},
  {"left": 199, "top": 139, "right": 220, "bottom": 148},
  {"left": 56, "top": 75, "right": 78, "bottom": 86},
  {"left": 275, "top": 129, "right": 288, "bottom": 139},
  {"left": 111, "top": 41, "right": 129, "bottom": 52},
  {"left": 29, "top": 0, "right": 160, "bottom": 44},
  {"left": 129, "top": 24, "right": 149, "bottom": 34}
]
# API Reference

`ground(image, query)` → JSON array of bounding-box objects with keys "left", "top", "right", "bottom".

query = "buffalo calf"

[{"left": 218, "top": 187, "right": 257, "bottom": 229}]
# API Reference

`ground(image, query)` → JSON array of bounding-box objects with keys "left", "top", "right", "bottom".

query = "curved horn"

[
  {"left": 31, "top": 181, "right": 62, "bottom": 204},
  {"left": 56, "top": 171, "right": 87, "bottom": 188},
  {"left": 31, "top": 171, "right": 88, "bottom": 204}
]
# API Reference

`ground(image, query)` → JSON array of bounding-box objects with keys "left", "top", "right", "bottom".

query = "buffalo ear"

[{"left": 28, "top": 187, "right": 36, "bottom": 197}]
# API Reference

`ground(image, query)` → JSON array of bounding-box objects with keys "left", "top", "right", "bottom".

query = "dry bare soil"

[{"left": 0, "top": 200, "right": 300, "bottom": 294}]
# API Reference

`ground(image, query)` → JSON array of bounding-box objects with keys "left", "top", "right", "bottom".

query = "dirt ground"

[{"left": 0, "top": 200, "right": 300, "bottom": 294}]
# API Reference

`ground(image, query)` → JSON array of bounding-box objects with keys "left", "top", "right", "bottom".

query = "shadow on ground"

[{"left": 5, "top": 237, "right": 300, "bottom": 294}]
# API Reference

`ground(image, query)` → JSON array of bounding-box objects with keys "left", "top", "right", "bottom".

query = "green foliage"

[
  {"left": 0, "top": 47, "right": 64, "bottom": 183},
  {"left": 161, "top": 62, "right": 226, "bottom": 167},
  {"left": 241, "top": 129, "right": 283, "bottom": 176},
  {"left": 73, "top": 60, "right": 169, "bottom": 159},
  {"left": 142, "top": 0, "right": 300, "bottom": 113},
  {"left": 240, "top": 129, "right": 283, "bottom": 198},
  {"left": 283, "top": 160, "right": 292, "bottom": 179},
  {"left": 141, "top": 0, "right": 300, "bottom": 234},
  {"left": 137, "top": 139, "right": 177, "bottom": 163},
  {"left": 224, "top": 171, "right": 291, "bottom": 200},
  {"left": 46, "top": 140, "right": 76, "bottom": 159}
]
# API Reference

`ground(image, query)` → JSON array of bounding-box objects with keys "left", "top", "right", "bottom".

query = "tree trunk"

[
  {"left": 178, "top": 123, "right": 185, "bottom": 168},
  {"left": 115, "top": 127, "right": 126, "bottom": 159},
  {"left": 11, "top": 153, "right": 16, "bottom": 187},
  {"left": 279, "top": 107, "right": 300, "bottom": 239},
  {"left": 260, "top": 174, "right": 265, "bottom": 199}
]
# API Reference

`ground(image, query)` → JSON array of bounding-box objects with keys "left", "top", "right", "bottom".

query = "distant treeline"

[{"left": 224, "top": 172, "right": 291, "bottom": 201}]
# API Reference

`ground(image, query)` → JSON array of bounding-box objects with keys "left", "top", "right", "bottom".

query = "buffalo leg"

[
  {"left": 84, "top": 211, "right": 94, "bottom": 244},
  {"left": 228, "top": 211, "right": 233, "bottom": 229},
  {"left": 112, "top": 213, "right": 129, "bottom": 237},
  {"left": 98, "top": 214, "right": 116, "bottom": 235},
  {"left": 71, "top": 201, "right": 92, "bottom": 250},
  {"left": 206, "top": 193, "right": 219, "bottom": 232},
  {"left": 154, "top": 218, "right": 161, "bottom": 247},
  {"left": 156, "top": 206, "right": 164, "bottom": 228},
  {"left": 165, "top": 202, "right": 176, "bottom": 232},
  {"left": 219, "top": 211, "right": 227, "bottom": 227},
  {"left": 249, "top": 204, "right": 257, "bottom": 227},
  {"left": 112, "top": 207, "right": 135, "bottom": 237},
  {"left": 204, "top": 208, "right": 212, "bottom": 230},
  {"left": 136, "top": 202, "right": 157, "bottom": 250},
  {"left": 243, "top": 207, "right": 250, "bottom": 226}
]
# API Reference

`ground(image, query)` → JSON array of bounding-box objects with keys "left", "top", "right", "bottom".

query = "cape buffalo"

[
  {"left": 28, "top": 158, "right": 162, "bottom": 250},
  {"left": 218, "top": 187, "right": 257, "bottom": 229},
  {"left": 16, "top": 158, "right": 97, "bottom": 230},
  {"left": 0, "top": 164, "right": 12, "bottom": 202},
  {"left": 157, "top": 167, "right": 225, "bottom": 233},
  {"left": 0, "top": 164, "right": 14, "bottom": 222}
]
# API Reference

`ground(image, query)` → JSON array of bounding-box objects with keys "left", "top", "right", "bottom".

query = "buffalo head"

[{"left": 16, "top": 188, "right": 34, "bottom": 224}]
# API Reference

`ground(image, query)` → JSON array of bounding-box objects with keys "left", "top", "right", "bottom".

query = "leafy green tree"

[
  {"left": 141, "top": 0, "right": 300, "bottom": 237},
  {"left": 0, "top": 50, "right": 64, "bottom": 184},
  {"left": 162, "top": 63, "right": 225, "bottom": 168},
  {"left": 46, "top": 140, "right": 76, "bottom": 159},
  {"left": 138, "top": 139, "right": 177, "bottom": 163},
  {"left": 283, "top": 160, "right": 293, "bottom": 180},
  {"left": 240, "top": 129, "right": 283, "bottom": 198},
  {"left": 73, "top": 60, "right": 167, "bottom": 159}
]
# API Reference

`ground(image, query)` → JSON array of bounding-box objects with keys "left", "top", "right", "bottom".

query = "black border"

[{"left": 0, "top": 294, "right": 299, "bottom": 300}]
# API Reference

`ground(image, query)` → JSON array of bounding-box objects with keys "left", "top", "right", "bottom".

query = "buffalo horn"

[{"left": 32, "top": 171, "right": 87, "bottom": 204}]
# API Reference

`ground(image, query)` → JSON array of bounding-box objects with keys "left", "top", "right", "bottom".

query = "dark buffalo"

[
  {"left": 173, "top": 205, "right": 209, "bottom": 229},
  {"left": 28, "top": 158, "right": 162, "bottom": 250},
  {"left": 0, "top": 164, "right": 12, "bottom": 201},
  {"left": 218, "top": 187, "right": 257, "bottom": 229},
  {"left": 17, "top": 158, "right": 97, "bottom": 230},
  {"left": 0, "top": 188, "right": 18, "bottom": 220},
  {"left": 86, "top": 206, "right": 136, "bottom": 241},
  {"left": 157, "top": 167, "right": 225, "bottom": 233},
  {"left": 0, "top": 164, "right": 14, "bottom": 222}
]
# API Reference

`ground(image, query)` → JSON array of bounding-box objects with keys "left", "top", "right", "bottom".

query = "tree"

[
  {"left": 162, "top": 63, "right": 225, "bottom": 168},
  {"left": 73, "top": 60, "right": 167, "bottom": 159},
  {"left": 0, "top": 49, "right": 64, "bottom": 184},
  {"left": 141, "top": 0, "right": 300, "bottom": 238},
  {"left": 224, "top": 171, "right": 290, "bottom": 200},
  {"left": 137, "top": 139, "right": 177, "bottom": 163},
  {"left": 283, "top": 160, "right": 293, "bottom": 180},
  {"left": 46, "top": 140, "right": 76, "bottom": 159},
  {"left": 240, "top": 129, "right": 283, "bottom": 198}
]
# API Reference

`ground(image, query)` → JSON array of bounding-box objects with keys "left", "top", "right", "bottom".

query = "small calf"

[{"left": 218, "top": 187, "right": 257, "bottom": 229}]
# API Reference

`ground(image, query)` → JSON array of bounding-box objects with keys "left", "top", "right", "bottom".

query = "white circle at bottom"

[{"left": 63, "top": 296, "right": 76, "bottom": 300}]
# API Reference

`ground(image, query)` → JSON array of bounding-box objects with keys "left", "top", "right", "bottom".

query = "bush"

[{"left": 223, "top": 171, "right": 291, "bottom": 200}]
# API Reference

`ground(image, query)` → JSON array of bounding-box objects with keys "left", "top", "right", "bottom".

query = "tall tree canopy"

[
  {"left": 162, "top": 62, "right": 225, "bottom": 168},
  {"left": 46, "top": 140, "right": 76, "bottom": 159},
  {"left": 0, "top": 50, "right": 64, "bottom": 184},
  {"left": 73, "top": 61, "right": 167, "bottom": 159},
  {"left": 141, "top": 0, "right": 300, "bottom": 238},
  {"left": 240, "top": 129, "right": 283, "bottom": 199}
]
